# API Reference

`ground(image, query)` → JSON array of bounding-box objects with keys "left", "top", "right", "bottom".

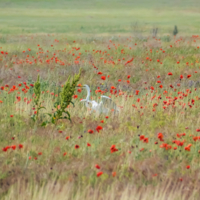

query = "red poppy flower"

[
  {"left": 66, "top": 136, "right": 70, "bottom": 140},
  {"left": 10, "top": 115, "right": 14, "bottom": 117},
  {"left": 105, "top": 116, "right": 109, "bottom": 119},
  {"left": 152, "top": 174, "right": 158, "bottom": 177},
  {"left": 63, "top": 152, "right": 67, "bottom": 156},
  {"left": 2, "top": 146, "right": 10, "bottom": 152},
  {"left": 140, "top": 135, "right": 145, "bottom": 140},
  {"left": 110, "top": 145, "right": 118, "bottom": 153},
  {"left": 127, "top": 75, "right": 131, "bottom": 79},
  {"left": 168, "top": 72, "right": 173, "bottom": 76},
  {"left": 140, "top": 148, "right": 145, "bottom": 151},
  {"left": 135, "top": 90, "right": 139, "bottom": 95},
  {"left": 38, "top": 152, "right": 42, "bottom": 155},
  {"left": 143, "top": 138, "right": 149, "bottom": 143},
  {"left": 186, "top": 165, "right": 190, "bottom": 169},
  {"left": 96, "top": 126, "right": 103, "bottom": 133},
  {"left": 177, "top": 141, "right": 184, "bottom": 146},
  {"left": 98, "top": 72, "right": 103, "bottom": 75},
  {"left": 118, "top": 79, "right": 121, "bottom": 82},
  {"left": 19, "top": 144, "right": 23, "bottom": 149},
  {"left": 100, "top": 120, "right": 104, "bottom": 123},
  {"left": 77, "top": 88, "right": 82, "bottom": 93},
  {"left": 185, "top": 144, "right": 192, "bottom": 151},
  {"left": 75, "top": 145, "right": 79, "bottom": 149},
  {"left": 101, "top": 76, "right": 106, "bottom": 80},
  {"left": 193, "top": 137, "right": 198, "bottom": 142},
  {"left": 88, "top": 129, "right": 94, "bottom": 134},
  {"left": 97, "top": 171, "right": 103, "bottom": 177},
  {"left": 11, "top": 145, "right": 16, "bottom": 150},
  {"left": 180, "top": 75, "right": 183, "bottom": 79},
  {"left": 112, "top": 172, "right": 116, "bottom": 177},
  {"left": 187, "top": 74, "right": 191, "bottom": 78},
  {"left": 87, "top": 143, "right": 91, "bottom": 147},
  {"left": 95, "top": 164, "right": 100, "bottom": 169},
  {"left": 157, "top": 133, "right": 164, "bottom": 141},
  {"left": 73, "top": 95, "right": 78, "bottom": 99}
]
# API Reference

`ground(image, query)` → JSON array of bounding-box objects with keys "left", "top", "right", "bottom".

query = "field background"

[
  {"left": 0, "top": 0, "right": 200, "bottom": 35},
  {"left": 1, "top": 0, "right": 200, "bottom": 200}
]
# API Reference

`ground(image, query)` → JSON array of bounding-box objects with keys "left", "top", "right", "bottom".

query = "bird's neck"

[{"left": 86, "top": 90, "right": 90, "bottom": 100}]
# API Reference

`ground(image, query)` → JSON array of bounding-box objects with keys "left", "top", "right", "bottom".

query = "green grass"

[{"left": 0, "top": 0, "right": 200, "bottom": 35}]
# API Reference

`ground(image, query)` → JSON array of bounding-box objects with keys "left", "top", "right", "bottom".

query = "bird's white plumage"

[{"left": 80, "top": 84, "right": 119, "bottom": 114}]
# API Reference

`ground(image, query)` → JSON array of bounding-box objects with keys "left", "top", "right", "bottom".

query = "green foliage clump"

[
  {"left": 60, "top": 71, "right": 80, "bottom": 112},
  {"left": 31, "top": 75, "right": 45, "bottom": 122},
  {"left": 34, "top": 75, "right": 41, "bottom": 106},
  {"left": 43, "top": 68, "right": 82, "bottom": 126},
  {"left": 173, "top": 25, "right": 178, "bottom": 36}
]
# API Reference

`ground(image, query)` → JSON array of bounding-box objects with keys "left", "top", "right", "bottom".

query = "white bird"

[{"left": 79, "top": 84, "right": 118, "bottom": 114}]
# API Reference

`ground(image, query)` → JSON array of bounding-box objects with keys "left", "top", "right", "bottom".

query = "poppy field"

[
  {"left": 1, "top": 33, "right": 200, "bottom": 200},
  {"left": 2, "top": 0, "right": 200, "bottom": 200}
]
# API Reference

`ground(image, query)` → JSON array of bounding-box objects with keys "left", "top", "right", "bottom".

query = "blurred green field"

[{"left": 0, "top": 0, "right": 200, "bottom": 35}]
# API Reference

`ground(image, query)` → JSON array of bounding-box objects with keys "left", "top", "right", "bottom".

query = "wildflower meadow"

[{"left": 1, "top": 0, "right": 200, "bottom": 199}]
